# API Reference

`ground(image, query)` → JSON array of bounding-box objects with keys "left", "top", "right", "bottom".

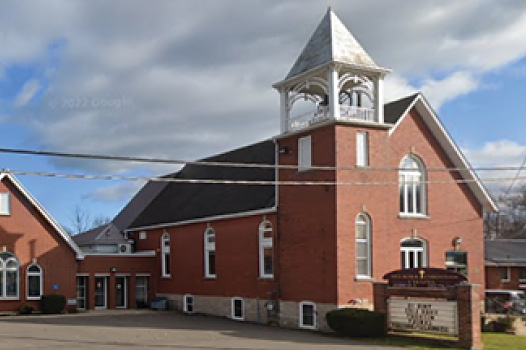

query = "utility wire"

[
  {"left": 3, "top": 169, "right": 526, "bottom": 187},
  {"left": 0, "top": 146, "right": 524, "bottom": 173}
]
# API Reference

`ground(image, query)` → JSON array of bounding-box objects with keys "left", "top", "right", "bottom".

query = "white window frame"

[
  {"left": 26, "top": 264, "right": 43, "bottom": 300},
  {"left": 500, "top": 267, "right": 511, "bottom": 282},
  {"left": 76, "top": 275, "right": 87, "bottom": 310},
  {"left": 0, "top": 252, "right": 19, "bottom": 300},
  {"left": 231, "top": 297, "right": 244, "bottom": 320},
  {"left": 0, "top": 192, "right": 10, "bottom": 215},
  {"left": 400, "top": 238, "right": 427, "bottom": 269},
  {"left": 183, "top": 294, "right": 194, "bottom": 313},
  {"left": 355, "top": 213, "right": 372, "bottom": 279},
  {"left": 161, "top": 232, "right": 171, "bottom": 278},
  {"left": 259, "top": 221, "right": 274, "bottom": 279},
  {"left": 298, "top": 136, "right": 312, "bottom": 171},
  {"left": 204, "top": 227, "right": 216, "bottom": 278},
  {"left": 135, "top": 275, "right": 148, "bottom": 306},
  {"left": 299, "top": 301, "right": 316, "bottom": 329},
  {"left": 356, "top": 131, "right": 369, "bottom": 167},
  {"left": 399, "top": 155, "right": 427, "bottom": 216},
  {"left": 445, "top": 251, "right": 468, "bottom": 275},
  {"left": 519, "top": 267, "right": 526, "bottom": 282},
  {"left": 139, "top": 231, "right": 147, "bottom": 240}
]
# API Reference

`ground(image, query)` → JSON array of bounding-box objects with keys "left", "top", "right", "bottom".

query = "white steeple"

[{"left": 274, "top": 9, "right": 390, "bottom": 134}]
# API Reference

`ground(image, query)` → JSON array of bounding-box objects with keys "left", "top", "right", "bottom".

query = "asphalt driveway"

[{"left": 0, "top": 310, "right": 405, "bottom": 350}]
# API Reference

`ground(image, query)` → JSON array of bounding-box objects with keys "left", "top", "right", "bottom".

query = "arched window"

[
  {"left": 355, "top": 213, "right": 371, "bottom": 278},
  {"left": 400, "top": 238, "right": 427, "bottom": 269},
  {"left": 259, "top": 221, "right": 273, "bottom": 278},
  {"left": 399, "top": 155, "right": 426, "bottom": 215},
  {"left": 204, "top": 227, "right": 216, "bottom": 278},
  {"left": 161, "top": 232, "right": 171, "bottom": 277},
  {"left": 27, "top": 264, "right": 42, "bottom": 299},
  {"left": 0, "top": 252, "right": 19, "bottom": 299}
]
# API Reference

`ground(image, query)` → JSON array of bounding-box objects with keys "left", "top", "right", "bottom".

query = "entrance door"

[
  {"left": 115, "top": 276, "right": 127, "bottom": 309},
  {"left": 94, "top": 276, "right": 107, "bottom": 309},
  {"left": 135, "top": 276, "right": 148, "bottom": 308},
  {"left": 76, "top": 276, "right": 87, "bottom": 310}
]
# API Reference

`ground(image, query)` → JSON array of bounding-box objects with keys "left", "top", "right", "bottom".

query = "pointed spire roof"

[{"left": 285, "top": 9, "right": 383, "bottom": 80}]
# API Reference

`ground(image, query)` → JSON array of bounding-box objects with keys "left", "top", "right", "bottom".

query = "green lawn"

[{"left": 358, "top": 333, "right": 526, "bottom": 349}]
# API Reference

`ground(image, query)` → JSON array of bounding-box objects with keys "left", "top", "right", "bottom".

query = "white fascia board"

[
  {"left": 0, "top": 172, "right": 85, "bottom": 259},
  {"left": 126, "top": 207, "right": 277, "bottom": 233},
  {"left": 82, "top": 251, "right": 156, "bottom": 257},
  {"left": 387, "top": 96, "right": 498, "bottom": 213}
]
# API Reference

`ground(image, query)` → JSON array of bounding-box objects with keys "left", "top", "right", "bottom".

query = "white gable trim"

[
  {"left": 0, "top": 172, "right": 85, "bottom": 259},
  {"left": 387, "top": 95, "right": 498, "bottom": 212}
]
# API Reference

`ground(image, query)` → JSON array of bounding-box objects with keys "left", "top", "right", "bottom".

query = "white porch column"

[
  {"left": 374, "top": 76, "right": 384, "bottom": 124},
  {"left": 328, "top": 67, "right": 340, "bottom": 120},
  {"left": 280, "top": 89, "right": 289, "bottom": 133}
]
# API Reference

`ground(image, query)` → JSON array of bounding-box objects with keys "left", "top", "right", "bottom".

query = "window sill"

[
  {"left": 26, "top": 296, "right": 42, "bottom": 300},
  {"left": 161, "top": 275, "right": 171, "bottom": 279},
  {"left": 203, "top": 276, "right": 217, "bottom": 280},
  {"left": 258, "top": 276, "right": 274, "bottom": 281},
  {"left": 355, "top": 276, "right": 375, "bottom": 282},
  {"left": 398, "top": 213, "right": 430, "bottom": 220},
  {"left": 0, "top": 297, "right": 19, "bottom": 301}
]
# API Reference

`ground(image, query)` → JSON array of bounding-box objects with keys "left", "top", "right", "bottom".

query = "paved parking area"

[{"left": 0, "top": 310, "right": 404, "bottom": 350}]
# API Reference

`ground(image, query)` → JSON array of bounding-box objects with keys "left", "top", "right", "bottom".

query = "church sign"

[
  {"left": 383, "top": 268, "right": 467, "bottom": 288},
  {"left": 388, "top": 299, "right": 458, "bottom": 336}
]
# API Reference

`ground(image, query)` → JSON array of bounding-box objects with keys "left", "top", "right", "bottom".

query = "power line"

[
  {"left": 3, "top": 169, "right": 526, "bottom": 187},
  {"left": 0, "top": 146, "right": 524, "bottom": 173}
]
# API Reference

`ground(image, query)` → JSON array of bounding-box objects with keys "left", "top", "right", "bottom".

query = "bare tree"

[
  {"left": 485, "top": 184, "right": 526, "bottom": 239},
  {"left": 64, "top": 205, "right": 111, "bottom": 236}
]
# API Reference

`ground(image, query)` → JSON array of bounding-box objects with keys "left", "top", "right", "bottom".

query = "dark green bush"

[
  {"left": 40, "top": 294, "right": 66, "bottom": 314},
  {"left": 18, "top": 303, "right": 35, "bottom": 315},
  {"left": 326, "top": 308, "right": 386, "bottom": 338}
]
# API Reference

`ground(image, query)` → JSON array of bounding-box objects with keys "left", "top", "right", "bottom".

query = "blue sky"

[{"left": 1, "top": 0, "right": 526, "bottom": 230}]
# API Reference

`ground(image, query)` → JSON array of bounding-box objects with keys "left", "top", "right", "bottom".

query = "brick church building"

[{"left": 1, "top": 9, "right": 496, "bottom": 330}]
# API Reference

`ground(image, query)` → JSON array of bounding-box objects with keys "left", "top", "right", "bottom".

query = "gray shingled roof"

[
  {"left": 73, "top": 222, "right": 128, "bottom": 246},
  {"left": 128, "top": 140, "right": 276, "bottom": 229},
  {"left": 384, "top": 93, "right": 419, "bottom": 124},
  {"left": 485, "top": 239, "right": 526, "bottom": 266}
]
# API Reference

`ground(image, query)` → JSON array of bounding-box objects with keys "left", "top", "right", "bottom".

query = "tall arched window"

[
  {"left": 355, "top": 213, "right": 371, "bottom": 278},
  {"left": 161, "top": 232, "right": 171, "bottom": 277},
  {"left": 27, "top": 264, "right": 43, "bottom": 299},
  {"left": 0, "top": 252, "right": 19, "bottom": 299},
  {"left": 399, "top": 155, "right": 426, "bottom": 215},
  {"left": 259, "top": 221, "right": 274, "bottom": 278},
  {"left": 400, "top": 238, "right": 427, "bottom": 269},
  {"left": 204, "top": 227, "right": 216, "bottom": 278}
]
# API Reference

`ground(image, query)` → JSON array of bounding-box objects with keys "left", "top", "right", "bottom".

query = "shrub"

[
  {"left": 40, "top": 294, "right": 66, "bottom": 314},
  {"left": 18, "top": 303, "right": 35, "bottom": 315},
  {"left": 326, "top": 308, "right": 386, "bottom": 338}
]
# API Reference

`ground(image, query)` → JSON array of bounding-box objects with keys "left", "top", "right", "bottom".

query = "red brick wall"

[
  {"left": 134, "top": 214, "right": 278, "bottom": 299},
  {"left": 0, "top": 177, "right": 78, "bottom": 312},
  {"left": 486, "top": 266, "right": 526, "bottom": 290},
  {"left": 277, "top": 126, "right": 339, "bottom": 303},
  {"left": 334, "top": 109, "right": 484, "bottom": 305},
  {"left": 78, "top": 255, "right": 156, "bottom": 309}
]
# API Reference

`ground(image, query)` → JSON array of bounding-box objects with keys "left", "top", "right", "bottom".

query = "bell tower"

[{"left": 273, "top": 9, "right": 390, "bottom": 134}]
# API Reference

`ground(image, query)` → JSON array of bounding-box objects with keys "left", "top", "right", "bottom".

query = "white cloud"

[
  {"left": 86, "top": 181, "right": 144, "bottom": 202},
  {"left": 1, "top": 0, "right": 526, "bottom": 178},
  {"left": 463, "top": 140, "right": 526, "bottom": 194},
  {"left": 14, "top": 79, "right": 41, "bottom": 107}
]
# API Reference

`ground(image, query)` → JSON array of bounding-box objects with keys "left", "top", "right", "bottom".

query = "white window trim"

[
  {"left": 135, "top": 276, "right": 148, "bottom": 305},
  {"left": 0, "top": 253, "right": 19, "bottom": 300},
  {"left": 298, "top": 136, "right": 312, "bottom": 171},
  {"left": 400, "top": 238, "right": 428, "bottom": 269},
  {"left": 161, "top": 232, "right": 171, "bottom": 278},
  {"left": 183, "top": 294, "right": 194, "bottom": 314},
  {"left": 139, "top": 231, "right": 147, "bottom": 240},
  {"left": 231, "top": 297, "right": 244, "bottom": 321},
  {"left": 26, "top": 264, "right": 43, "bottom": 300},
  {"left": 259, "top": 221, "right": 274, "bottom": 279},
  {"left": 355, "top": 213, "right": 372, "bottom": 279},
  {"left": 299, "top": 301, "right": 316, "bottom": 329},
  {"left": 519, "top": 268, "right": 526, "bottom": 282},
  {"left": 0, "top": 192, "right": 10, "bottom": 215},
  {"left": 399, "top": 155, "right": 427, "bottom": 216},
  {"left": 356, "top": 131, "right": 369, "bottom": 167},
  {"left": 204, "top": 227, "right": 216, "bottom": 278},
  {"left": 76, "top": 275, "right": 87, "bottom": 310},
  {"left": 501, "top": 267, "right": 511, "bottom": 282}
]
